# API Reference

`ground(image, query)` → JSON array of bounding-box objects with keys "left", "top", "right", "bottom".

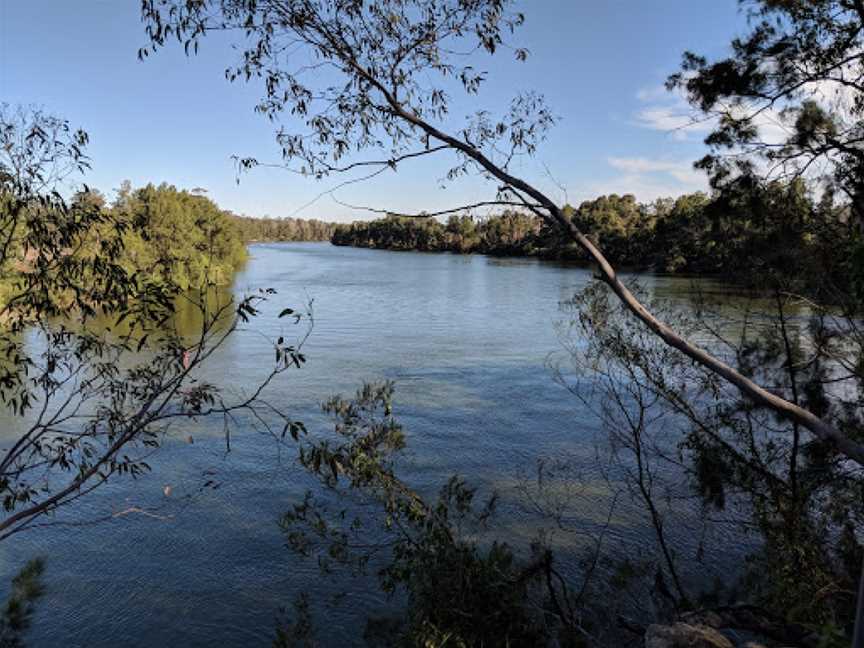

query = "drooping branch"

[
  {"left": 353, "top": 55, "right": 864, "bottom": 465},
  {"left": 0, "top": 292, "right": 310, "bottom": 540},
  {"left": 234, "top": 144, "right": 451, "bottom": 177},
  {"left": 330, "top": 196, "right": 544, "bottom": 218},
  {"left": 139, "top": 0, "right": 864, "bottom": 466}
]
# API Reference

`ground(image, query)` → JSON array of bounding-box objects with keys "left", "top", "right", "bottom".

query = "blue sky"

[{"left": 1, "top": 1, "right": 745, "bottom": 222}]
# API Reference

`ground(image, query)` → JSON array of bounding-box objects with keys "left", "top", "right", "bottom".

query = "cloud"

[
  {"left": 633, "top": 107, "right": 712, "bottom": 141},
  {"left": 576, "top": 175, "right": 702, "bottom": 204},
  {"left": 608, "top": 157, "right": 687, "bottom": 175},
  {"left": 635, "top": 85, "right": 673, "bottom": 103},
  {"left": 603, "top": 73, "right": 854, "bottom": 201},
  {"left": 631, "top": 84, "right": 712, "bottom": 141},
  {"left": 632, "top": 84, "right": 795, "bottom": 146},
  {"left": 633, "top": 107, "right": 698, "bottom": 131},
  {"left": 605, "top": 156, "right": 708, "bottom": 195},
  {"left": 623, "top": 68, "right": 862, "bottom": 191},
  {"left": 571, "top": 157, "right": 708, "bottom": 203}
]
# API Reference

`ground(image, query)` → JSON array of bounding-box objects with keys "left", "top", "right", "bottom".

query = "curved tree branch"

[{"left": 345, "top": 56, "right": 864, "bottom": 466}]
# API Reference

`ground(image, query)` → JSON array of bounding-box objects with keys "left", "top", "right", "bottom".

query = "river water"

[{"left": 0, "top": 242, "right": 756, "bottom": 646}]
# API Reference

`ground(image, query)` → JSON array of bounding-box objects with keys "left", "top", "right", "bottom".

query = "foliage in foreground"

[
  {"left": 277, "top": 347, "right": 861, "bottom": 646},
  {"left": 558, "top": 277, "right": 864, "bottom": 642},
  {"left": 0, "top": 559, "right": 44, "bottom": 648},
  {"left": 0, "top": 106, "right": 308, "bottom": 556},
  {"left": 279, "top": 383, "right": 563, "bottom": 647}
]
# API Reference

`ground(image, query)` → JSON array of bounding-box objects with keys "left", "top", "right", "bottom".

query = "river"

[{"left": 0, "top": 242, "right": 757, "bottom": 646}]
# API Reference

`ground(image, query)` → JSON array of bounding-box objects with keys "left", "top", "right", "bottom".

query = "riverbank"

[{"left": 329, "top": 184, "right": 859, "bottom": 301}]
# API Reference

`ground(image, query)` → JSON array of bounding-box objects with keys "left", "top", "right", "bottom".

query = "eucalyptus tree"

[
  {"left": 0, "top": 105, "right": 307, "bottom": 540},
  {"left": 139, "top": 0, "right": 864, "bottom": 467},
  {"left": 559, "top": 278, "right": 864, "bottom": 637}
]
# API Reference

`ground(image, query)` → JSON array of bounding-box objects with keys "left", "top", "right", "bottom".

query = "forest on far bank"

[
  {"left": 40, "top": 175, "right": 860, "bottom": 309},
  {"left": 56, "top": 175, "right": 861, "bottom": 307},
  {"left": 229, "top": 212, "right": 335, "bottom": 243},
  {"left": 331, "top": 179, "right": 863, "bottom": 300},
  {"left": 0, "top": 180, "right": 339, "bottom": 313},
  {"left": 0, "top": 182, "right": 248, "bottom": 314}
]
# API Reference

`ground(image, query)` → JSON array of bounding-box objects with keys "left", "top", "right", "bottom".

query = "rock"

[
  {"left": 680, "top": 611, "right": 725, "bottom": 629},
  {"left": 644, "top": 622, "right": 735, "bottom": 648},
  {"left": 677, "top": 606, "right": 817, "bottom": 647}
]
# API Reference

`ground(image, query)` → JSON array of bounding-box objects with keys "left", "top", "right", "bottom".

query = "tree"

[
  {"left": 663, "top": 1, "right": 864, "bottom": 640},
  {"left": 668, "top": 0, "right": 864, "bottom": 226},
  {"left": 139, "top": 0, "right": 864, "bottom": 466},
  {"left": 0, "top": 559, "right": 44, "bottom": 648},
  {"left": 558, "top": 279, "right": 864, "bottom": 637},
  {"left": 0, "top": 105, "right": 307, "bottom": 539},
  {"left": 109, "top": 182, "right": 248, "bottom": 289}
]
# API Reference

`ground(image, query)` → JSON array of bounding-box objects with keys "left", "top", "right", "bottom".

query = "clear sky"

[{"left": 0, "top": 1, "right": 746, "bottom": 222}]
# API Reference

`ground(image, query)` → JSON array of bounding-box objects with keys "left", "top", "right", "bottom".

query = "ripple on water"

[{"left": 1, "top": 243, "right": 758, "bottom": 646}]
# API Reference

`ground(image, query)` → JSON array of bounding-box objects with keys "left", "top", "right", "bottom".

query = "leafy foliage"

[
  {"left": 280, "top": 383, "right": 556, "bottom": 647},
  {"left": 669, "top": 0, "right": 864, "bottom": 222},
  {"left": 140, "top": 0, "right": 537, "bottom": 184},
  {"left": 0, "top": 106, "right": 308, "bottom": 541},
  {"left": 561, "top": 278, "right": 864, "bottom": 635},
  {"left": 108, "top": 182, "right": 248, "bottom": 290},
  {"left": 0, "top": 559, "right": 44, "bottom": 648}
]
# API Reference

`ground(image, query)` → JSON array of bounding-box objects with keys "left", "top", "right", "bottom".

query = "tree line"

[
  {"left": 0, "top": 178, "right": 341, "bottom": 314},
  {"left": 229, "top": 213, "right": 336, "bottom": 243},
  {"left": 332, "top": 180, "right": 860, "bottom": 300}
]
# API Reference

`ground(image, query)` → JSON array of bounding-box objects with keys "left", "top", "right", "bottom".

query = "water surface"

[{"left": 0, "top": 243, "right": 754, "bottom": 646}]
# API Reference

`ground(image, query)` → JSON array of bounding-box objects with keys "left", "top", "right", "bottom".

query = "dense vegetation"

[
  {"left": 331, "top": 210, "right": 544, "bottom": 256},
  {"left": 332, "top": 181, "right": 860, "bottom": 298},
  {"left": 107, "top": 182, "right": 248, "bottom": 290},
  {"left": 0, "top": 180, "right": 248, "bottom": 315},
  {"left": 230, "top": 214, "right": 335, "bottom": 243},
  {"left": 0, "top": 180, "right": 341, "bottom": 310},
  {"left": 0, "top": 105, "right": 304, "bottom": 562}
]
